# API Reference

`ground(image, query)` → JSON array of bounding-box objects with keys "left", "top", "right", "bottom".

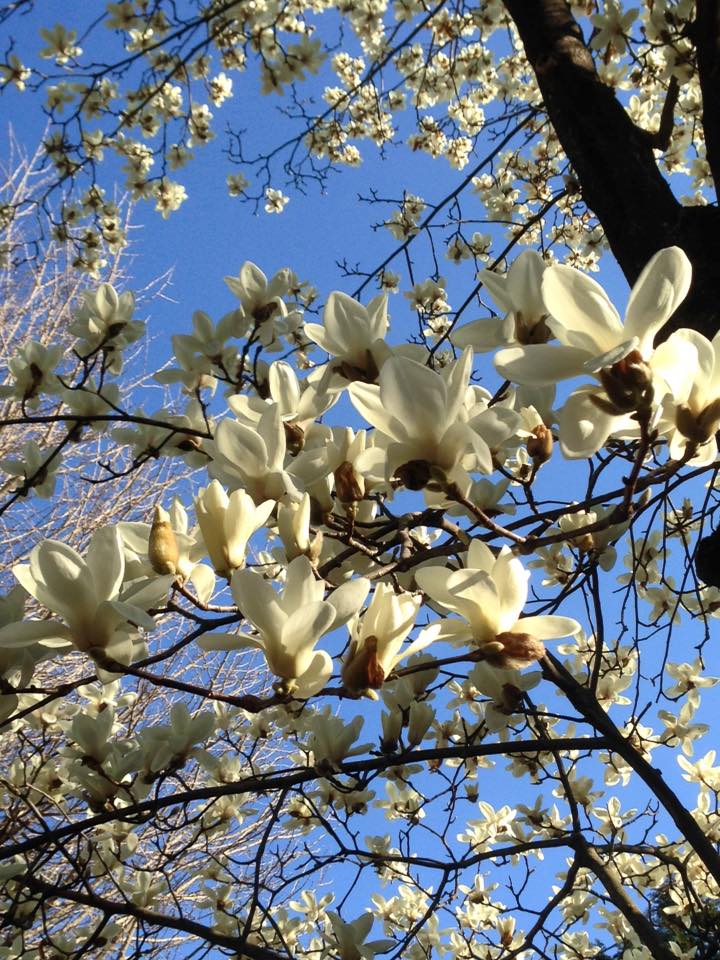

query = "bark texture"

[{"left": 504, "top": 0, "right": 720, "bottom": 340}]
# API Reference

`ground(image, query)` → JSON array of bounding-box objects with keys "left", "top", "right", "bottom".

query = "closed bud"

[
  {"left": 148, "top": 505, "right": 180, "bottom": 575},
  {"left": 526, "top": 424, "right": 553, "bottom": 464},
  {"left": 334, "top": 460, "right": 364, "bottom": 505},
  {"left": 485, "top": 631, "right": 545, "bottom": 670}
]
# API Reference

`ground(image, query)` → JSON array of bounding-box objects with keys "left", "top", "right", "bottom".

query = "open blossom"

[
  {"left": 415, "top": 540, "right": 579, "bottom": 667},
  {"left": 651, "top": 327, "right": 720, "bottom": 464},
  {"left": 5, "top": 527, "right": 169, "bottom": 664},
  {"left": 342, "top": 584, "right": 434, "bottom": 697},
  {"left": 209, "top": 404, "right": 303, "bottom": 503},
  {"left": 494, "top": 246, "right": 691, "bottom": 386},
  {"left": 453, "top": 249, "right": 552, "bottom": 351},
  {"left": 304, "top": 291, "right": 389, "bottom": 385},
  {"left": 198, "top": 556, "right": 370, "bottom": 697},
  {"left": 194, "top": 480, "right": 274, "bottom": 576},
  {"left": 348, "top": 347, "right": 494, "bottom": 486}
]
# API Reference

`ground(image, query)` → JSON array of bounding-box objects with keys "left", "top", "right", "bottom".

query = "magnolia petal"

[
  {"left": 348, "top": 382, "right": 406, "bottom": 442},
  {"left": 327, "top": 577, "right": 371, "bottom": 629},
  {"left": 380, "top": 356, "right": 448, "bottom": 442},
  {"left": 542, "top": 265, "right": 623, "bottom": 352},
  {"left": 0, "top": 619, "right": 71, "bottom": 649},
  {"left": 506, "top": 249, "right": 548, "bottom": 316},
  {"left": 452, "top": 316, "right": 512, "bottom": 351},
  {"left": 323, "top": 291, "right": 372, "bottom": 362},
  {"left": 189, "top": 563, "right": 216, "bottom": 606},
  {"left": 293, "top": 650, "right": 333, "bottom": 699},
  {"left": 650, "top": 333, "right": 700, "bottom": 403},
  {"left": 277, "top": 602, "right": 335, "bottom": 676},
  {"left": 443, "top": 348, "right": 474, "bottom": 428},
  {"left": 196, "top": 631, "right": 264, "bottom": 652},
  {"left": 494, "top": 344, "right": 591, "bottom": 386},
  {"left": 492, "top": 549, "right": 529, "bottom": 633},
  {"left": 215, "top": 418, "right": 268, "bottom": 477},
  {"left": 283, "top": 555, "right": 323, "bottom": 612},
  {"left": 480, "top": 267, "right": 514, "bottom": 314},
  {"left": 269, "top": 361, "right": 301, "bottom": 417},
  {"left": 514, "top": 614, "right": 580, "bottom": 640},
  {"left": 88, "top": 526, "right": 125, "bottom": 605},
  {"left": 557, "top": 387, "right": 618, "bottom": 459},
  {"left": 231, "top": 569, "right": 284, "bottom": 640},
  {"left": 623, "top": 246, "right": 692, "bottom": 351}
]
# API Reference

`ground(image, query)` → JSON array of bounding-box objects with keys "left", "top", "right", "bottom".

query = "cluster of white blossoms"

[
  {"left": 1, "top": 246, "right": 718, "bottom": 699},
  {"left": 1, "top": 0, "right": 708, "bottom": 275},
  {"left": 1, "top": 245, "right": 719, "bottom": 960}
]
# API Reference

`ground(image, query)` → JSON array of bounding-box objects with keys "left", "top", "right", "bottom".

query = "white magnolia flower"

[
  {"left": 230, "top": 360, "right": 335, "bottom": 435},
  {"left": 652, "top": 327, "right": 720, "bottom": 464},
  {"left": 495, "top": 247, "right": 691, "bottom": 386},
  {"left": 195, "top": 480, "right": 275, "bottom": 577},
  {"left": 349, "top": 348, "right": 493, "bottom": 486},
  {"left": 6, "top": 527, "right": 167, "bottom": 663},
  {"left": 326, "top": 912, "right": 394, "bottom": 960},
  {"left": 304, "top": 291, "right": 389, "bottom": 385},
  {"left": 210, "top": 404, "right": 303, "bottom": 503},
  {"left": 453, "top": 250, "right": 551, "bottom": 351},
  {"left": 198, "top": 556, "right": 370, "bottom": 698},
  {"left": 342, "top": 583, "right": 431, "bottom": 696},
  {"left": 415, "top": 540, "right": 579, "bottom": 667}
]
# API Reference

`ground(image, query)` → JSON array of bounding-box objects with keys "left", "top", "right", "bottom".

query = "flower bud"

[
  {"left": 526, "top": 424, "right": 553, "bottom": 464},
  {"left": 148, "top": 505, "right": 180, "bottom": 575},
  {"left": 485, "top": 631, "right": 545, "bottom": 670},
  {"left": 334, "top": 460, "right": 364, "bottom": 505}
]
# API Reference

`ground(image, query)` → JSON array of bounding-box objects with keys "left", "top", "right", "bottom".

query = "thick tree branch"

[
  {"left": 695, "top": 0, "right": 720, "bottom": 188},
  {"left": 503, "top": 0, "right": 720, "bottom": 340}
]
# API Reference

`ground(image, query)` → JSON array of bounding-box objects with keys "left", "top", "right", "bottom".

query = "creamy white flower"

[
  {"left": 415, "top": 540, "right": 579, "bottom": 666},
  {"left": 652, "top": 327, "right": 720, "bottom": 464},
  {"left": 453, "top": 250, "right": 551, "bottom": 352},
  {"left": 305, "top": 291, "right": 389, "bottom": 385},
  {"left": 342, "top": 584, "right": 432, "bottom": 696},
  {"left": 349, "top": 347, "right": 493, "bottom": 484},
  {"left": 495, "top": 247, "right": 691, "bottom": 386},
  {"left": 198, "top": 556, "right": 369, "bottom": 697},
  {"left": 210, "top": 404, "right": 303, "bottom": 503},
  {"left": 8, "top": 527, "right": 167, "bottom": 662},
  {"left": 195, "top": 480, "right": 274, "bottom": 576}
]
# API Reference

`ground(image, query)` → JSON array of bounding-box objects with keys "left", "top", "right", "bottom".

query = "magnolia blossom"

[
  {"left": 6, "top": 527, "right": 169, "bottom": 664},
  {"left": 494, "top": 246, "right": 691, "bottom": 386},
  {"left": 453, "top": 249, "right": 551, "bottom": 351},
  {"left": 195, "top": 480, "right": 274, "bottom": 576},
  {"left": 210, "top": 404, "right": 302, "bottom": 502},
  {"left": 229, "top": 360, "right": 335, "bottom": 441},
  {"left": 305, "top": 291, "right": 389, "bottom": 385},
  {"left": 342, "top": 584, "right": 431, "bottom": 697},
  {"left": 415, "top": 540, "right": 579, "bottom": 667},
  {"left": 652, "top": 328, "right": 720, "bottom": 464},
  {"left": 198, "top": 556, "right": 370, "bottom": 697},
  {"left": 349, "top": 348, "right": 494, "bottom": 486}
]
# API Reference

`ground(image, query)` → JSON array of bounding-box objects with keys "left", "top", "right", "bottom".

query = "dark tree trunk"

[{"left": 503, "top": 0, "right": 720, "bottom": 340}]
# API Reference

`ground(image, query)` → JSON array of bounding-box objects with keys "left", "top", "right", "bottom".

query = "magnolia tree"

[{"left": 3, "top": 2, "right": 720, "bottom": 960}]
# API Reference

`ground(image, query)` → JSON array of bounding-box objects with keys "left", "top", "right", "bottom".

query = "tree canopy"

[{"left": 1, "top": 2, "right": 720, "bottom": 959}]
